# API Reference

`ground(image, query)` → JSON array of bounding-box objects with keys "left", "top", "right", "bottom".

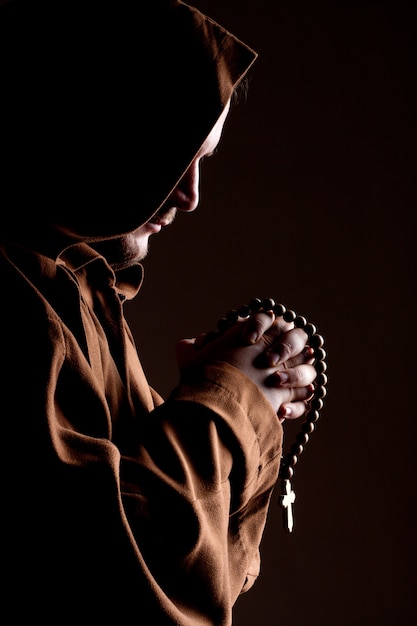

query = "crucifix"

[{"left": 279, "top": 479, "right": 296, "bottom": 532}]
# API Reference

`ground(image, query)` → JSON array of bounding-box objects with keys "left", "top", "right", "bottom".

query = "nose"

[{"left": 170, "top": 159, "right": 200, "bottom": 213}]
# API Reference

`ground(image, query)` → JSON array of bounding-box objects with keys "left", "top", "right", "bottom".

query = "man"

[{"left": 0, "top": 1, "right": 316, "bottom": 623}]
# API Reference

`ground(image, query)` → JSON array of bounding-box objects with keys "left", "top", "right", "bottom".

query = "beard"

[
  {"left": 92, "top": 233, "right": 146, "bottom": 270},
  {"left": 92, "top": 207, "right": 177, "bottom": 271}
]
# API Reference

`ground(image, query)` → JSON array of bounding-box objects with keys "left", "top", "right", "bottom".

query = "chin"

[{"left": 93, "top": 234, "right": 149, "bottom": 269}]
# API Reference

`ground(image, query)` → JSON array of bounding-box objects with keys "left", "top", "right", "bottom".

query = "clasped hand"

[{"left": 176, "top": 309, "right": 317, "bottom": 422}]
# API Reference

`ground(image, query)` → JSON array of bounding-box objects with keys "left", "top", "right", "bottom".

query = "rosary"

[{"left": 214, "top": 297, "right": 328, "bottom": 533}]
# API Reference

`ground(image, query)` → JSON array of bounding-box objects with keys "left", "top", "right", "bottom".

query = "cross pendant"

[{"left": 279, "top": 479, "right": 296, "bottom": 532}]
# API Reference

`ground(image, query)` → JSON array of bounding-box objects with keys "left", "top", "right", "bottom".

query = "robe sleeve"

[{"left": 120, "top": 360, "right": 283, "bottom": 616}]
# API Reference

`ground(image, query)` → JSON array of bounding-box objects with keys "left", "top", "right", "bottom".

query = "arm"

[
  {"left": 122, "top": 361, "right": 282, "bottom": 618},
  {"left": 120, "top": 302, "right": 316, "bottom": 620}
]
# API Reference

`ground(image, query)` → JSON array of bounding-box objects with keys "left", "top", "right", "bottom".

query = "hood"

[{"left": 1, "top": 0, "right": 257, "bottom": 250}]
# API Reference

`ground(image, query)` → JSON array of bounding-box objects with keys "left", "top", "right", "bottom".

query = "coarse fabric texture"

[{"left": 0, "top": 1, "right": 282, "bottom": 624}]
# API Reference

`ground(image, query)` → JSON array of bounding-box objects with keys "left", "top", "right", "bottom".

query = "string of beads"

[{"left": 215, "top": 297, "right": 328, "bottom": 530}]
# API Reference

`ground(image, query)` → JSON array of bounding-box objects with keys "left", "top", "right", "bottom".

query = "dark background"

[{"left": 125, "top": 1, "right": 416, "bottom": 624}]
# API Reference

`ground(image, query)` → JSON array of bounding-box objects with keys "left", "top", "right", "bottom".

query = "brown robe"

[{"left": 1, "top": 1, "right": 282, "bottom": 623}]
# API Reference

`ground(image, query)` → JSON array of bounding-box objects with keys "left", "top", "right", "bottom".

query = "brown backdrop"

[{"left": 125, "top": 1, "right": 416, "bottom": 624}]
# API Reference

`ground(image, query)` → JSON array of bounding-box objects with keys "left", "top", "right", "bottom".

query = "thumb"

[{"left": 175, "top": 338, "right": 197, "bottom": 371}]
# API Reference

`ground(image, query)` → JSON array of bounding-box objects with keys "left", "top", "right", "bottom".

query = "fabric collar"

[{"left": 59, "top": 243, "right": 144, "bottom": 301}]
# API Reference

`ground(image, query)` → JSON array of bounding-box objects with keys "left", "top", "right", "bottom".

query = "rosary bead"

[
  {"left": 262, "top": 297, "right": 275, "bottom": 311},
  {"left": 304, "top": 322, "right": 317, "bottom": 337},
  {"left": 316, "top": 372, "right": 328, "bottom": 386},
  {"left": 249, "top": 297, "right": 263, "bottom": 312},
  {"left": 217, "top": 317, "right": 231, "bottom": 332},
  {"left": 310, "top": 333, "right": 324, "bottom": 349},
  {"left": 283, "top": 309, "right": 296, "bottom": 322},
  {"left": 315, "top": 360, "right": 327, "bottom": 374},
  {"left": 273, "top": 303, "right": 286, "bottom": 317},
  {"left": 287, "top": 454, "right": 298, "bottom": 467},
  {"left": 226, "top": 309, "right": 239, "bottom": 323},
  {"left": 310, "top": 397, "right": 324, "bottom": 411},
  {"left": 296, "top": 432, "right": 310, "bottom": 445},
  {"left": 237, "top": 304, "right": 250, "bottom": 318},
  {"left": 294, "top": 315, "right": 307, "bottom": 328},
  {"left": 305, "top": 409, "right": 320, "bottom": 423},
  {"left": 301, "top": 421, "right": 315, "bottom": 435},
  {"left": 315, "top": 347, "right": 326, "bottom": 361},
  {"left": 279, "top": 464, "right": 294, "bottom": 480},
  {"left": 290, "top": 442, "right": 304, "bottom": 456},
  {"left": 315, "top": 386, "right": 327, "bottom": 399}
]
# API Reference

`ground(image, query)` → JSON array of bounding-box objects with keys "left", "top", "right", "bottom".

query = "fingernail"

[
  {"left": 280, "top": 404, "right": 292, "bottom": 418},
  {"left": 277, "top": 371, "right": 289, "bottom": 384},
  {"left": 245, "top": 331, "right": 258, "bottom": 344},
  {"left": 268, "top": 352, "right": 280, "bottom": 366}
]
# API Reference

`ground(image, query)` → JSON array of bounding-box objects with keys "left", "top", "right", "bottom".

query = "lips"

[
  {"left": 152, "top": 217, "right": 169, "bottom": 227},
  {"left": 146, "top": 221, "right": 162, "bottom": 233},
  {"left": 151, "top": 208, "right": 177, "bottom": 229}
]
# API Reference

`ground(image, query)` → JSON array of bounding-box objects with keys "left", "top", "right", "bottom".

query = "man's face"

[{"left": 94, "top": 103, "right": 230, "bottom": 270}]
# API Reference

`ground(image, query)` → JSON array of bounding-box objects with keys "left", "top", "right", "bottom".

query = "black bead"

[
  {"left": 226, "top": 309, "right": 239, "bottom": 323},
  {"left": 310, "top": 333, "right": 324, "bottom": 349},
  {"left": 310, "top": 397, "right": 324, "bottom": 411},
  {"left": 279, "top": 463, "right": 293, "bottom": 480},
  {"left": 315, "top": 386, "right": 327, "bottom": 399},
  {"left": 317, "top": 372, "right": 328, "bottom": 386},
  {"left": 301, "top": 421, "right": 315, "bottom": 434},
  {"left": 249, "top": 297, "right": 263, "bottom": 312},
  {"left": 217, "top": 317, "right": 230, "bottom": 332},
  {"left": 296, "top": 432, "right": 309, "bottom": 445},
  {"left": 306, "top": 409, "right": 320, "bottom": 423},
  {"left": 287, "top": 454, "right": 298, "bottom": 467},
  {"left": 237, "top": 304, "right": 250, "bottom": 318},
  {"left": 273, "top": 303, "right": 286, "bottom": 317},
  {"left": 295, "top": 315, "right": 307, "bottom": 328},
  {"left": 304, "top": 322, "right": 317, "bottom": 337},
  {"left": 315, "top": 360, "right": 327, "bottom": 373},
  {"left": 283, "top": 309, "right": 296, "bottom": 322},
  {"left": 290, "top": 442, "right": 304, "bottom": 456},
  {"left": 262, "top": 298, "right": 275, "bottom": 311}
]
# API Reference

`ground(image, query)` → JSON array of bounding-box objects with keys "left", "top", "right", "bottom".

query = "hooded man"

[{"left": 0, "top": 1, "right": 316, "bottom": 623}]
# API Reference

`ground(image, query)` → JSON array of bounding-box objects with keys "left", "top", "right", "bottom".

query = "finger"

[
  {"left": 240, "top": 310, "right": 276, "bottom": 345},
  {"left": 194, "top": 331, "right": 219, "bottom": 349},
  {"left": 269, "top": 364, "right": 317, "bottom": 388},
  {"left": 264, "top": 327, "right": 309, "bottom": 366},
  {"left": 175, "top": 338, "right": 197, "bottom": 371},
  {"left": 278, "top": 400, "right": 311, "bottom": 422},
  {"left": 285, "top": 346, "right": 315, "bottom": 368},
  {"left": 258, "top": 315, "right": 295, "bottom": 351},
  {"left": 275, "top": 384, "right": 315, "bottom": 405}
]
